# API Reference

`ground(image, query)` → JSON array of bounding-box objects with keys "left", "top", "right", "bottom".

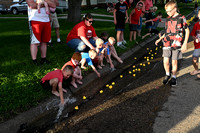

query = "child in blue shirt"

[{"left": 81, "top": 49, "right": 101, "bottom": 77}]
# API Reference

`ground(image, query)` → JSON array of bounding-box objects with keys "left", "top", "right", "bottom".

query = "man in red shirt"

[
  {"left": 41, "top": 65, "right": 74, "bottom": 105},
  {"left": 66, "top": 13, "right": 98, "bottom": 52}
]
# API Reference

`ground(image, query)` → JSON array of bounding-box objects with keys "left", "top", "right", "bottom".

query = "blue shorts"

[
  {"left": 193, "top": 49, "right": 200, "bottom": 60},
  {"left": 116, "top": 28, "right": 124, "bottom": 31},
  {"left": 67, "top": 38, "right": 96, "bottom": 52},
  {"left": 129, "top": 24, "right": 137, "bottom": 31}
]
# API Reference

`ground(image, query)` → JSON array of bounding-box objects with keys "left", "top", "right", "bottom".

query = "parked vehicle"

[
  {"left": 0, "top": 4, "right": 8, "bottom": 14},
  {"left": 9, "top": 2, "right": 28, "bottom": 15}
]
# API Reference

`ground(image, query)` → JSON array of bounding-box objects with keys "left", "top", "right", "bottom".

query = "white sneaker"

[
  {"left": 117, "top": 42, "right": 126, "bottom": 49},
  {"left": 117, "top": 41, "right": 122, "bottom": 46},
  {"left": 122, "top": 40, "right": 127, "bottom": 45}
]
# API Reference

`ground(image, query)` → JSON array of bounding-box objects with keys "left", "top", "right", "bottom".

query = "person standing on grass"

[
  {"left": 129, "top": 2, "right": 143, "bottom": 42},
  {"left": 41, "top": 65, "right": 74, "bottom": 105},
  {"left": 66, "top": 13, "right": 98, "bottom": 53},
  {"left": 27, "top": 0, "right": 58, "bottom": 65},
  {"left": 48, "top": 11, "right": 62, "bottom": 46},
  {"left": 113, "top": 0, "right": 128, "bottom": 49},
  {"left": 190, "top": 9, "right": 200, "bottom": 78},
  {"left": 136, "top": 0, "right": 146, "bottom": 37},
  {"left": 155, "top": 1, "right": 189, "bottom": 86},
  {"left": 142, "top": 12, "right": 163, "bottom": 39}
]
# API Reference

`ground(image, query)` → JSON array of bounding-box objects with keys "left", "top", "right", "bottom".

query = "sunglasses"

[{"left": 86, "top": 19, "right": 93, "bottom": 23}]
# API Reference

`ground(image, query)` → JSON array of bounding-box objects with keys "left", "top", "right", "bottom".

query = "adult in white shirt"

[{"left": 27, "top": 0, "right": 57, "bottom": 65}]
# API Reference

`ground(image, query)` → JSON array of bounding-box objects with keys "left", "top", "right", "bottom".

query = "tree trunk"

[
  {"left": 68, "top": 0, "right": 82, "bottom": 22},
  {"left": 86, "top": 0, "right": 91, "bottom": 9}
]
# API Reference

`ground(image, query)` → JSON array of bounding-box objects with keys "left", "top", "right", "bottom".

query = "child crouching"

[
  {"left": 62, "top": 52, "right": 82, "bottom": 88},
  {"left": 81, "top": 49, "right": 101, "bottom": 77},
  {"left": 41, "top": 65, "right": 74, "bottom": 104}
]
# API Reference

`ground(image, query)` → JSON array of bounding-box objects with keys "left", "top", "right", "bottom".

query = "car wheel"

[{"left": 11, "top": 8, "right": 18, "bottom": 15}]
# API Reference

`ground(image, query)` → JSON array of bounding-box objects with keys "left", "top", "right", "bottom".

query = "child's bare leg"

[
  {"left": 137, "top": 29, "right": 141, "bottom": 37},
  {"left": 76, "top": 79, "right": 83, "bottom": 84},
  {"left": 44, "top": 2, "right": 49, "bottom": 14},
  {"left": 100, "top": 55, "right": 105, "bottom": 66},
  {"left": 71, "top": 77, "right": 78, "bottom": 88},
  {"left": 110, "top": 46, "right": 123, "bottom": 63},
  {"left": 62, "top": 88, "right": 67, "bottom": 93},
  {"left": 108, "top": 54, "right": 114, "bottom": 68},
  {"left": 142, "top": 33, "right": 151, "bottom": 39},
  {"left": 129, "top": 31, "right": 133, "bottom": 41},
  {"left": 190, "top": 57, "right": 200, "bottom": 75},
  {"left": 111, "top": 52, "right": 123, "bottom": 63},
  {"left": 133, "top": 31, "right": 136, "bottom": 41},
  {"left": 75, "top": 68, "right": 83, "bottom": 84},
  {"left": 81, "top": 59, "right": 87, "bottom": 69},
  {"left": 50, "top": 78, "right": 60, "bottom": 96}
]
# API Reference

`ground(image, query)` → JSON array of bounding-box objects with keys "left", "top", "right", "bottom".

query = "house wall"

[{"left": 0, "top": 0, "right": 14, "bottom": 8}]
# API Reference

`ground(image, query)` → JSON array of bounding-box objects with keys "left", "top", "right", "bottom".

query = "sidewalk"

[
  {"left": 153, "top": 21, "right": 200, "bottom": 132},
  {"left": 58, "top": 13, "right": 166, "bottom": 28},
  {"left": 153, "top": 41, "right": 200, "bottom": 133}
]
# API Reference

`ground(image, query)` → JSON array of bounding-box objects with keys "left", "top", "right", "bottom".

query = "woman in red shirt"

[{"left": 66, "top": 13, "right": 98, "bottom": 52}]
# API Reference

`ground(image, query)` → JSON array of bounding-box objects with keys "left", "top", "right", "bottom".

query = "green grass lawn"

[
  {"left": 0, "top": 2, "right": 196, "bottom": 122},
  {"left": 0, "top": 18, "right": 140, "bottom": 121}
]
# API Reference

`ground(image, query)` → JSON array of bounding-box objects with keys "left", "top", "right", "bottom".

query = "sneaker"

[
  {"left": 163, "top": 75, "right": 171, "bottom": 85},
  {"left": 122, "top": 40, "right": 127, "bottom": 45},
  {"left": 40, "top": 58, "right": 50, "bottom": 65},
  {"left": 32, "top": 59, "right": 39, "bottom": 66},
  {"left": 57, "top": 41, "right": 63, "bottom": 44},
  {"left": 170, "top": 77, "right": 177, "bottom": 86},
  {"left": 117, "top": 44, "right": 127, "bottom": 49}
]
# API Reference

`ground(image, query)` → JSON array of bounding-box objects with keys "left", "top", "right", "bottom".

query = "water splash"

[{"left": 54, "top": 97, "right": 77, "bottom": 122}]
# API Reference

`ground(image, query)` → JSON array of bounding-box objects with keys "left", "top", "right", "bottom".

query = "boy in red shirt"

[
  {"left": 190, "top": 10, "right": 200, "bottom": 77},
  {"left": 62, "top": 52, "right": 82, "bottom": 88},
  {"left": 129, "top": 2, "right": 143, "bottom": 41},
  {"left": 41, "top": 65, "right": 74, "bottom": 104}
]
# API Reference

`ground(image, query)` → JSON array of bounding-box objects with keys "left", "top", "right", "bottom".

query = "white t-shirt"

[{"left": 28, "top": 6, "right": 50, "bottom": 22}]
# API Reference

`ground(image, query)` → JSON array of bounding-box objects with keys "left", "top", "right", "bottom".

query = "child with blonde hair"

[
  {"left": 106, "top": 37, "right": 123, "bottom": 64},
  {"left": 81, "top": 49, "right": 101, "bottom": 77},
  {"left": 95, "top": 38, "right": 106, "bottom": 69}
]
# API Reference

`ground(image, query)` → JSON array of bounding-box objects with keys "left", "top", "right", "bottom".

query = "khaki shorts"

[
  {"left": 162, "top": 48, "right": 182, "bottom": 60},
  {"left": 51, "top": 12, "right": 60, "bottom": 28}
]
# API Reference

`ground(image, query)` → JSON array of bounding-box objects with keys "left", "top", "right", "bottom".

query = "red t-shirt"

[
  {"left": 62, "top": 60, "right": 77, "bottom": 71},
  {"left": 66, "top": 21, "right": 97, "bottom": 43},
  {"left": 191, "top": 21, "right": 200, "bottom": 49},
  {"left": 41, "top": 69, "right": 63, "bottom": 83},
  {"left": 130, "top": 8, "right": 142, "bottom": 24}
]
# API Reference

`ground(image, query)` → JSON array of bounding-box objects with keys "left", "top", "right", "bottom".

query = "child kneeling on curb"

[
  {"left": 62, "top": 52, "right": 82, "bottom": 88},
  {"left": 81, "top": 49, "right": 101, "bottom": 77},
  {"left": 41, "top": 65, "right": 74, "bottom": 104}
]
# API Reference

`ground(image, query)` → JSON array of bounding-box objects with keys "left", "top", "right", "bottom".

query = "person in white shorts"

[{"left": 27, "top": 0, "right": 58, "bottom": 65}]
